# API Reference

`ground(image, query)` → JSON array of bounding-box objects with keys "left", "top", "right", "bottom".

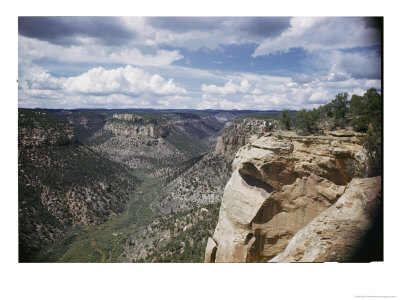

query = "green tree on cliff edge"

[
  {"left": 280, "top": 109, "right": 291, "bottom": 130},
  {"left": 361, "top": 88, "right": 383, "bottom": 176},
  {"left": 331, "top": 92, "right": 349, "bottom": 128}
]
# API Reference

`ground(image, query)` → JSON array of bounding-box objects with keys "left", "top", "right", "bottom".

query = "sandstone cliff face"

[
  {"left": 90, "top": 112, "right": 220, "bottom": 169},
  {"left": 270, "top": 176, "right": 382, "bottom": 262},
  {"left": 214, "top": 118, "right": 263, "bottom": 154},
  {"left": 205, "top": 130, "right": 377, "bottom": 262},
  {"left": 104, "top": 113, "right": 169, "bottom": 138},
  {"left": 104, "top": 113, "right": 218, "bottom": 139}
]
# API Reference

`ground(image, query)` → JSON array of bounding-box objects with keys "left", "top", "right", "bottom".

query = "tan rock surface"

[
  {"left": 211, "top": 170, "right": 273, "bottom": 262},
  {"left": 205, "top": 131, "right": 368, "bottom": 262},
  {"left": 270, "top": 176, "right": 382, "bottom": 262},
  {"left": 104, "top": 114, "right": 169, "bottom": 138}
]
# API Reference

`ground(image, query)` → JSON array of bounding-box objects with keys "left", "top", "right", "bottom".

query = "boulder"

[{"left": 270, "top": 176, "right": 382, "bottom": 262}]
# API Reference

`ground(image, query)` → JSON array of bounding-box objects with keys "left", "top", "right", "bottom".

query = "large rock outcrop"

[
  {"left": 214, "top": 118, "right": 263, "bottom": 155},
  {"left": 104, "top": 113, "right": 169, "bottom": 138},
  {"left": 90, "top": 112, "right": 221, "bottom": 169},
  {"left": 270, "top": 176, "right": 382, "bottom": 262},
  {"left": 205, "top": 131, "right": 377, "bottom": 262}
]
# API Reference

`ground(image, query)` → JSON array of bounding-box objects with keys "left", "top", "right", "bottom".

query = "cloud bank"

[
  {"left": 18, "top": 17, "right": 382, "bottom": 110},
  {"left": 63, "top": 65, "right": 186, "bottom": 95},
  {"left": 252, "top": 17, "right": 381, "bottom": 56}
]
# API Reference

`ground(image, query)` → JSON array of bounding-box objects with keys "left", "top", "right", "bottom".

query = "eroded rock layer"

[
  {"left": 205, "top": 131, "right": 374, "bottom": 262},
  {"left": 214, "top": 118, "right": 263, "bottom": 155},
  {"left": 104, "top": 113, "right": 169, "bottom": 138},
  {"left": 270, "top": 176, "right": 382, "bottom": 262}
]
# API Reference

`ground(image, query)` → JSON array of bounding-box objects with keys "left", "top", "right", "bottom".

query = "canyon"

[
  {"left": 18, "top": 108, "right": 251, "bottom": 261},
  {"left": 18, "top": 108, "right": 382, "bottom": 262}
]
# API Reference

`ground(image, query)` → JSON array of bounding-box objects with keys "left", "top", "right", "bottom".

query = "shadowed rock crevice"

[
  {"left": 209, "top": 246, "right": 217, "bottom": 263},
  {"left": 318, "top": 158, "right": 348, "bottom": 186},
  {"left": 204, "top": 237, "right": 218, "bottom": 263},
  {"left": 247, "top": 229, "right": 265, "bottom": 262},
  {"left": 252, "top": 198, "right": 282, "bottom": 225},
  {"left": 244, "top": 232, "right": 254, "bottom": 244},
  {"left": 260, "top": 160, "right": 297, "bottom": 189},
  {"left": 239, "top": 161, "right": 263, "bottom": 181},
  {"left": 240, "top": 173, "right": 274, "bottom": 194}
]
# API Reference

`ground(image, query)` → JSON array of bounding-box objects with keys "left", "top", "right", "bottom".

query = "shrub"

[
  {"left": 280, "top": 109, "right": 291, "bottom": 130},
  {"left": 331, "top": 93, "right": 349, "bottom": 128},
  {"left": 345, "top": 158, "right": 366, "bottom": 178},
  {"left": 294, "top": 109, "right": 319, "bottom": 135},
  {"left": 362, "top": 128, "right": 382, "bottom": 177},
  {"left": 359, "top": 88, "right": 382, "bottom": 176},
  {"left": 352, "top": 115, "right": 369, "bottom": 133},
  {"left": 349, "top": 94, "right": 364, "bottom": 117},
  {"left": 317, "top": 102, "right": 334, "bottom": 120}
]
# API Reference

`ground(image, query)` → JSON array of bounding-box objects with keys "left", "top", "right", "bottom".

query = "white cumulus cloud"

[
  {"left": 201, "top": 79, "right": 252, "bottom": 94},
  {"left": 63, "top": 65, "right": 187, "bottom": 96}
]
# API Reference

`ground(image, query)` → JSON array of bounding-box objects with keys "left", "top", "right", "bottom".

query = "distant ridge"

[{"left": 25, "top": 107, "right": 297, "bottom": 114}]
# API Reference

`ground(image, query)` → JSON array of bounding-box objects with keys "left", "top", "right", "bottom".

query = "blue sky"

[{"left": 18, "top": 16, "right": 382, "bottom": 110}]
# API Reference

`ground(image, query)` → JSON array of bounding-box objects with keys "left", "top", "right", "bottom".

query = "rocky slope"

[
  {"left": 19, "top": 110, "right": 77, "bottom": 147},
  {"left": 18, "top": 109, "right": 139, "bottom": 261},
  {"left": 205, "top": 129, "right": 382, "bottom": 262},
  {"left": 63, "top": 110, "right": 110, "bottom": 144},
  {"left": 88, "top": 112, "right": 220, "bottom": 169},
  {"left": 153, "top": 118, "right": 266, "bottom": 213},
  {"left": 119, "top": 202, "right": 221, "bottom": 262}
]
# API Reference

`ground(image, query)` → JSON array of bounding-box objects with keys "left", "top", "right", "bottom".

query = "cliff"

[
  {"left": 89, "top": 112, "right": 220, "bottom": 169},
  {"left": 214, "top": 118, "right": 263, "bottom": 154},
  {"left": 104, "top": 113, "right": 169, "bottom": 138},
  {"left": 205, "top": 130, "right": 382, "bottom": 262}
]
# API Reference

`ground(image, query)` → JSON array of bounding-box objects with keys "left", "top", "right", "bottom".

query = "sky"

[{"left": 18, "top": 16, "right": 382, "bottom": 110}]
